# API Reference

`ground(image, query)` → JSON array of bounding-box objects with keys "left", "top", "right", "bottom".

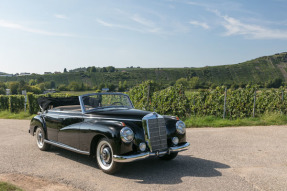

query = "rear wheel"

[
  {"left": 35, "top": 127, "right": 50, "bottom": 151},
  {"left": 96, "top": 138, "right": 122, "bottom": 174},
  {"left": 159, "top": 152, "right": 178, "bottom": 160}
]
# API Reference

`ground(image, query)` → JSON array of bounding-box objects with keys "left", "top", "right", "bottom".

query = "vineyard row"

[{"left": 0, "top": 83, "right": 286, "bottom": 119}]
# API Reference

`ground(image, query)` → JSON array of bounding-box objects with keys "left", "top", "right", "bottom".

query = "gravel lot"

[{"left": 0, "top": 119, "right": 286, "bottom": 191}]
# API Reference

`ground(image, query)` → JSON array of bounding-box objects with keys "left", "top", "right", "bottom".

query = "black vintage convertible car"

[{"left": 29, "top": 93, "right": 190, "bottom": 174}]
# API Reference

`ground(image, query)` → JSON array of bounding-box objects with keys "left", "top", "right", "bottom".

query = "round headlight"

[
  {"left": 176, "top": 121, "right": 186, "bottom": 134},
  {"left": 139, "top": 142, "right": 146, "bottom": 151},
  {"left": 120, "top": 127, "right": 134, "bottom": 143}
]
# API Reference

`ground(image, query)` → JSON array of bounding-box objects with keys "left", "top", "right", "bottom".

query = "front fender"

[{"left": 80, "top": 120, "right": 134, "bottom": 156}]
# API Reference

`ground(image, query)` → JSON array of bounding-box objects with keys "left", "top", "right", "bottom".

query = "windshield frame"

[{"left": 79, "top": 92, "right": 134, "bottom": 114}]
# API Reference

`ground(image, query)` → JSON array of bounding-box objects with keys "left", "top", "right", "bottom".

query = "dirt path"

[{"left": 0, "top": 119, "right": 287, "bottom": 191}]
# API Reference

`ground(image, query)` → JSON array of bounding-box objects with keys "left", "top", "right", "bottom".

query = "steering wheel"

[{"left": 111, "top": 102, "right": 124, "bottom": 106}]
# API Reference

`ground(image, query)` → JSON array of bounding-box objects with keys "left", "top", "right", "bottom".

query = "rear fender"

[{"left": 30, "top": 115, "right": 46, "bottom": 137}]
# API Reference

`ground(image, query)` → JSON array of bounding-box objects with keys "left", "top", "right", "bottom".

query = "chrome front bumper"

[{"left": 113, "top": 142, "right": 190, "bottom": 163}]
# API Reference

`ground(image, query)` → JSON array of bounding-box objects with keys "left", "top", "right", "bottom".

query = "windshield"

[{"left": 80, "top": 93, "right": 134, "bottom": 112}]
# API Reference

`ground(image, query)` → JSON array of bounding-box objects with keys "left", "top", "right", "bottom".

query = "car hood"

[{"left": 86, "top": 108, "right": 152, "bottom": 121}]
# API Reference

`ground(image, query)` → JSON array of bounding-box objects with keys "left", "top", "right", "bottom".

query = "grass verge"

[
  {"left": 184, "top": 112, "right": 287, "bottom": 127},
  {"left": 1, "top": 110, "right": 287, "bottom": 127},
  {"left": 0, "top": 181, "right": 23, "bottom": 191},
  {"left": 0, "top": 111, "right": 34, "bottom": 120}
]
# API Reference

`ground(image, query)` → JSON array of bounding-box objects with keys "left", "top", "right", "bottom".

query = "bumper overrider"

[{"left": 113, "top": 142, "right": 190, "bottom": 163}]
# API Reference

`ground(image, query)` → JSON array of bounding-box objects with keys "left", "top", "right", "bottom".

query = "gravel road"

[{"left": 0, "top": 119, "right": 287, "bottom": 191}]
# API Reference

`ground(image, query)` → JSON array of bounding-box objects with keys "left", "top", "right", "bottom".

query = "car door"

[
  {"left": 43, "top": 111, "right": 61, "bottom": 141},
  {"left": 57, "top": 111, "right": 84, "bottom": 149}
]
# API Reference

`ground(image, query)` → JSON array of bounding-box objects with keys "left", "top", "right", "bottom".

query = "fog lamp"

[
  {"left": 172, "top": 137, "right": 179, "bottom": 145},
  {"left": 139, "top": 142, "right": 146, "bottom": 151}
]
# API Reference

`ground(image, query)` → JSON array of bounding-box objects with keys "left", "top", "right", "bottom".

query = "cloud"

[
  {"left": 54, "top": 14, "right": 68, "bottom": 19},
  {"left": 96, "top": 18, "right": 163, "bottom": 34},
  {"left": 131, "top": 14, "right": 155, "bottom": 27},
  {"left": 221, "top": 15, "right": 287, "bottom": 39},
  {"left": 189, "top": 20, "right": 209, "bottom": 29},
  {"left": 96, "top": 18, "right": 144, "bottom": 33},
  {"left": 0, "top": 19, "right": 75, "bottom": 37}
]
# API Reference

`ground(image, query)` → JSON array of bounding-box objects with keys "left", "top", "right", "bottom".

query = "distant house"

[
  {"left": 0, "top": 74, "right": 13, "bottom": 77},
  {"left": 54, "top": 71, "right": 61, "bottom": 74},
  {"left": 44, "top": 72, "right": 52, "bottom": 75},
  {"left": 19, "top": 72, "right": 31, "bottom": 76}
]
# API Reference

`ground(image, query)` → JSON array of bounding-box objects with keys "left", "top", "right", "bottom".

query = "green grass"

[
  {"left": 0, "top": 111, "right": 34, "bottom": 120},
  {"left": 184, "top": 112, "right": 287, "bottom": 127},
  {"left": 0, "top": 182, "right": 23, "bottom": 191}
]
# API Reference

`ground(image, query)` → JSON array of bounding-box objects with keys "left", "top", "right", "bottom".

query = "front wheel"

[
  {"left": 159, "top": 152, "right": 178, "bottom": 160},
  {"left": 96, "top": 138, "right": 122, "bottom": 174},
  {"left": 35, "top": 127, "right": 50, "bottom": 151}
]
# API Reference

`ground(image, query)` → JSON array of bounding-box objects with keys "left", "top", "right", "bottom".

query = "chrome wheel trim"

[
  {"left": 36, "top": 128, "right": 44, "bottom": 148},
  {"left": 97, "top": 140, "right": 113, "bottom": 170}
]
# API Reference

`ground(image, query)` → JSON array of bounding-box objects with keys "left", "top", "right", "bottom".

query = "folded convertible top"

[{"left": 37, "top": 96, "right": 80, "bottom": 111}]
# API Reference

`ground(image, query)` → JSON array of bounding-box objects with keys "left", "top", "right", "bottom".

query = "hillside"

[
  {"left": 1, "top": 52, "right": 287, "bottom": 87},
  {"left": 191, "top": 52, "right": 287, "bottom": 84}
]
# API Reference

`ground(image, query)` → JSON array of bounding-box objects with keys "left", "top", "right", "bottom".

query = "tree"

[
  {"left": 57, "top": 84, "right": 67, "bottom": 91},
  {"left": 102, "top": 67, "right": 108, "bottom": 72},
  {"left": 27, "top": 86, "right": 41, "bottom": 94},
  {"left": 265, "top": 78, "right": 283, "bottom": 88},
  {"left": 176, "top": 78, "right": 189, "bottom": 87},
  {"left": 64, "top": 68, "right": 68, "bottom": 73},
  {"left": 99, "top": 83, "right": 105, "bottom": 90},
  {"left": 8, "top": 82, "right": 20, "bottom": 95},
  {"left": 118, "top": 81, "right": 124, "bottom": 92},
  {"left": 37, "top": 83, "right": 45, "bottom": 92},
  {"left": 18, "top": 80, "right": 27, "bottom": 93},
  {"left": 36, "top": 77, "right": 44, "bottom": 84},
  {"left": 0, "top": 82, "right": 6, "bottom": 89},
  {"left": 50, "top": 81, "right": 56, "bottom": 89},
  {"left": 68, "top": 81, "right": 81, "bottom": 91},
  {"left": 29, "top": 79, "right": 36, "bottom": 86},
  {"left": 108, "top": 83, "right": 116, "bottom": 91},
  {"left": 87, "top": 66, "right": 96, "bottom": 73},
  {"left": 0, "top": 87, "right": 5, "bottom": 95},
  {"left": 44, "top": 81, "right": 51, "bottom": 89},
  {"left": 123, "top": 80, "right": 128, "bottom": 90},
  {"left": 106, "top": 66, "right": 115, "bottom": 72},
  {"left": 189, "top": 77, "right": 199, "bottom": 89}
]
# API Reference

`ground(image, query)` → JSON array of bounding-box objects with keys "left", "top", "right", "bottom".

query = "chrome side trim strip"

[
  {"left": 44, "top": 140, "right": 90, "bottom": 155},
  {"left": 113, "top": 142, "right": 190, "bottom": 163},
  {"left": 84, "top": 116, "right": 142, "bottom": 122}
]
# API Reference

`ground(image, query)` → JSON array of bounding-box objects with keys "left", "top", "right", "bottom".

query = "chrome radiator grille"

[{"left": 142, "top": 113, "right": 167, "bottom": 152}]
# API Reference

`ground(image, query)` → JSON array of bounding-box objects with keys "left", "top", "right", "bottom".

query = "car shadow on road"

[
  {"left": 116, "top": 155, "right": 230, "bottom": 184},
  {"left": 49, "top": 146, "right": 229, "bottom": 185}
]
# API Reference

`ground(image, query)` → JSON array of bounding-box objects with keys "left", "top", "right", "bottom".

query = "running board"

[{"left": 44, "top": 139, "right": 90, "bottom": 155}]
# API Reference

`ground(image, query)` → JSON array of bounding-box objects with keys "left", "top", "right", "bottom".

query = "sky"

[{"left": 0, "top": 0, "right": 287, "bottom": 74}]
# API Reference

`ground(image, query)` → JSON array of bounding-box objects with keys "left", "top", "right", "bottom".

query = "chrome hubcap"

[
  {"left": 37, "top": 129, "right": 43, "bottom": 147},
  {"left": 100, "top": 146, "right": 112, "bottom": 166}
]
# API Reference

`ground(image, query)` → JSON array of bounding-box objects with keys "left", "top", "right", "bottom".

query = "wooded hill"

[{"left": 1, "top": 52, "right": 287, "bottom": 88}]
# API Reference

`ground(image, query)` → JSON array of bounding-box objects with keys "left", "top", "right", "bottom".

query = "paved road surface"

[{"left": 0, "top": 119, "right": 287, "bottom": 191}]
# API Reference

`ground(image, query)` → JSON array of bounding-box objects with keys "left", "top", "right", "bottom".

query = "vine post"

[
  {"left": 146, "top": 84, "right": 150, "bottom": 110},
  {"left": 252, "top": 89, "right": 257, "bottom": 117},
  {"left": 223, "top": 87, "right": 227, "bottom": 119},
  {"left": 281, "top": 89, "right": 284, "bottom": 114}
]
